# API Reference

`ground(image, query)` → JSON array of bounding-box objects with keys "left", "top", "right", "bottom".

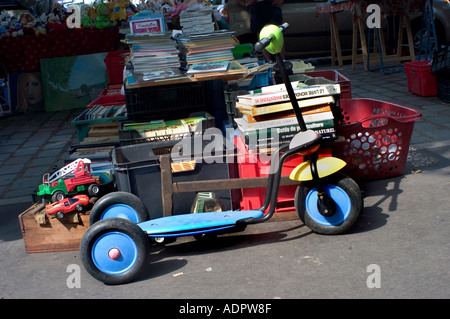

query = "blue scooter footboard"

[{"left": 138, "top": 210, "right": 264, "bottom": 238}]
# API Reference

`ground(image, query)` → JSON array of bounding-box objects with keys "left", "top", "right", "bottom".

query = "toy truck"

[{"left": 37, "top": 158, "right": 101, "bottom": 202}]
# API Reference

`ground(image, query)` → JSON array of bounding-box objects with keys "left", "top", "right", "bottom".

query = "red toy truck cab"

[{"left": 63, "top": 160, "right": 100, "bottom": 193}]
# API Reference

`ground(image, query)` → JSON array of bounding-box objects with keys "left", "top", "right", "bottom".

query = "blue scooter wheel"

[
  {"left": 89, "top": 191, "right": 150, "bottom": 225},
  {"left": 295, "top": 173, "right": 363, "bottom": 235},
  {"left": 101, "top": 204, "right": 143, "bottom": 223},
  {"left": 80, "top": 218, "right": 149, "bottom": 285}
]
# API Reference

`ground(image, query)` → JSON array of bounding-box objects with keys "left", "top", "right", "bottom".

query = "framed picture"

[
  {"left": 129, "top": 14, "right": 166, "bottom": 34},
  {"left": 6, "top": 72, "right": 45, "bottom": 114},
  {"left": 40, "top": 52, "right": 108, "bottom": 112}
]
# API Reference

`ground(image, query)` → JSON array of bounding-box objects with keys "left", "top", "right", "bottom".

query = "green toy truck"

[{"left": 37, "top": 158, "right": 101, "bottom": 202}]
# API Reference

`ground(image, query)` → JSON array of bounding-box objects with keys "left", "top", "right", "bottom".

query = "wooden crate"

[{"left": 18, "top": 203, "right": 90, "bottom": 254}]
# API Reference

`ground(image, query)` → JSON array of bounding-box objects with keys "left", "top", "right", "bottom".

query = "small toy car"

[{"left": 45, "top": 195, "right": 90, "bottom": 219}]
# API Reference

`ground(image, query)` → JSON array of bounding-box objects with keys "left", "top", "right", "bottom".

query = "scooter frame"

[{"left": 80, "top": 23, "right": 363, "bottom": 284}]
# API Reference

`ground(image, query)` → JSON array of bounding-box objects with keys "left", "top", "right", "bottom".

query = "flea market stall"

[{"left": 3, "top": 1, "right": 431, "bottom": 254}]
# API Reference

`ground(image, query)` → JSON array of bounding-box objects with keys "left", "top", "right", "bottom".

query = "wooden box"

[{"left": 18, "top": 203, "right": 90, "bottom": 254}]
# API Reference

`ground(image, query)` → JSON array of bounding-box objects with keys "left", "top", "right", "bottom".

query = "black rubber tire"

[
  {"left": 89, "top": 191, "right": 150, "bottom": 226},
  {"left": 80, "top": 218, "right": 150, "bottom": 285},
  {"left": 51, "top": 191, "right": 65, "bottom": 203},
  {"left": 88, "top": 183, "right": 100, "bottom": 196},
  {"left": 294, "top": 173, "right": 363, "bottom": 235}
]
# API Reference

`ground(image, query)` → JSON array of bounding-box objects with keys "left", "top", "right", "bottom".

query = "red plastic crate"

[
  {"left": 404, "top": 60, "right": 437, "bottom": 97},
  {"left": 334, "top": 98, "right": 422, "bottom": 181},
  {"left": 235, "top": 135, "right": 331, "bottom": 213},
  {"left": 104, "top": 50, "right": 128, "bottom": 85},
  {"left": 87, "top": 93, "right": 126, "bottom": 109},
  {"left": 100, "top": 84, "right": 123, "bottom": 96},
  {"left": 296, "top": 69, "right": 352, "bottom": 99}
]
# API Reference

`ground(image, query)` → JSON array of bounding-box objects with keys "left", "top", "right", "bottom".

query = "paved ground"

[{"left": 0, "top": 62, "right": 449, "bottom": 300}]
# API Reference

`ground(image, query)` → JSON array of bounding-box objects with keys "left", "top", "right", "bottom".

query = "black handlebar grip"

[
  {"left": 254, "top": 36, "right": 273, "bottom": 52},
  {"left": 254, "top": 23, "right": 289, "bottom": 52},
  {"left": 279, "top": 23, "right": 289, "bottom": 32}
]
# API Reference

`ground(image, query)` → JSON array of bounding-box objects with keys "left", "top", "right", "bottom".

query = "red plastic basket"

[{"left": 334, "top": 99, "right": 422, "bottom": 181}]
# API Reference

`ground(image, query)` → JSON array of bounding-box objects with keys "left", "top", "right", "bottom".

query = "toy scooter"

[{"left": 79, "top": 23, "right": 363, "bottom": 285}]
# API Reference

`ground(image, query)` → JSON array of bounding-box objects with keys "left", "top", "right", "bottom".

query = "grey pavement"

[
  {"left": 0, "top": 62, "right": 449, "bottom": 299},
  {"left": 0, "top": 109, "right": 81, "bottom": 206}
]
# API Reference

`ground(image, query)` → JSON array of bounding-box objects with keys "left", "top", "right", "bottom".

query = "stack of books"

[
  {"left": 76, "top": 104, "right": 127, "bottom": 121},
  {"left": 125, "top": 32, "right": 180, "bottom": 79},
  {"left": 176, "top": 29, "right": 236, "bottom": 70},
  {"left": 179, "top": 5, "right": 215, "bottom": 34},
  {"left": 234, "top": 83, "right": 341, "bottom": 151}
]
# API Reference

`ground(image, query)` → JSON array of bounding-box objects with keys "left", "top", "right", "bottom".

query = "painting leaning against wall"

[{"left": 40, "top": 52, "right": 109, "bottom": 112}]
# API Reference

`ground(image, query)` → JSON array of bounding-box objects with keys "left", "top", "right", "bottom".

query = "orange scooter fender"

[{"left": 289, "top": 157, "right": 347, "bottom": 182}]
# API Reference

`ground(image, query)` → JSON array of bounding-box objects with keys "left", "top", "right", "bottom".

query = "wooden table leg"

[{"left": 160, "top": 155, "right": 173, "bottom": 217}]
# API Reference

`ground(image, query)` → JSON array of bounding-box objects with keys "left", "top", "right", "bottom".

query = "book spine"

[
  {"left": 301, "top": 105, "right": 332, "bottom": 115},
  {"left": 245, "top": 129, "right": 337, "bottom": 150},
  {"left": 238, "top": 84, "right": 340, "bottom": 105},
  {"left": 243, "top": 96, "right": 335, "bottom": 117},
  {"left": 245, "top": 137, "right": 292, "bottom": 151},
  {"left": 88, "top": 105, "right": 100, "bottom": 120},
  {"left": 96, "top": 106, "right": 108, "bottom": 119},
  {"left": 234, "top": 116, "right": 299, "bottom": 131},
  {"left": 243, "top": 120, "right": 335, "bottom": 141},
  {"left": 302, "top": 111, "right": 334, "bottom": 123}
]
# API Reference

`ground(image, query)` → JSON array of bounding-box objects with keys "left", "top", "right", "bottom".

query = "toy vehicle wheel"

[
  {"left": 88, "top": 184, "right": 100, "bottom": 196},
  {"left": 75, "top": 204, "right": 83, "bottom": 211},
  {"left": 56, "top": 211, "right": 65, "bottom": 219},
  {"left": 89, "top": 191, "right": 150, "bottom": 226},
  {"left": 80, "top": 218, "right": 150, "bottom": 285},
  {"left": 153, "top": 237, "right": 177, "bottom": 245},
  {"left": 52, "top": 191, "right": 65, "bottom": 202},
  {"left": 294, "top": 173, "right": 363, "bottom": 235}
]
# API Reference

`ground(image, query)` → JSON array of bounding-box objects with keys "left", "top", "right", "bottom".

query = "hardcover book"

[
  {"left": 187, "top": 60, "right": 230, "bottom": 74},
  {"left": 235, "top": 96, "right": 336, "bottom": 117},
  {"left": 237, "top": 84, "right": 340, "bottom": 106}
]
